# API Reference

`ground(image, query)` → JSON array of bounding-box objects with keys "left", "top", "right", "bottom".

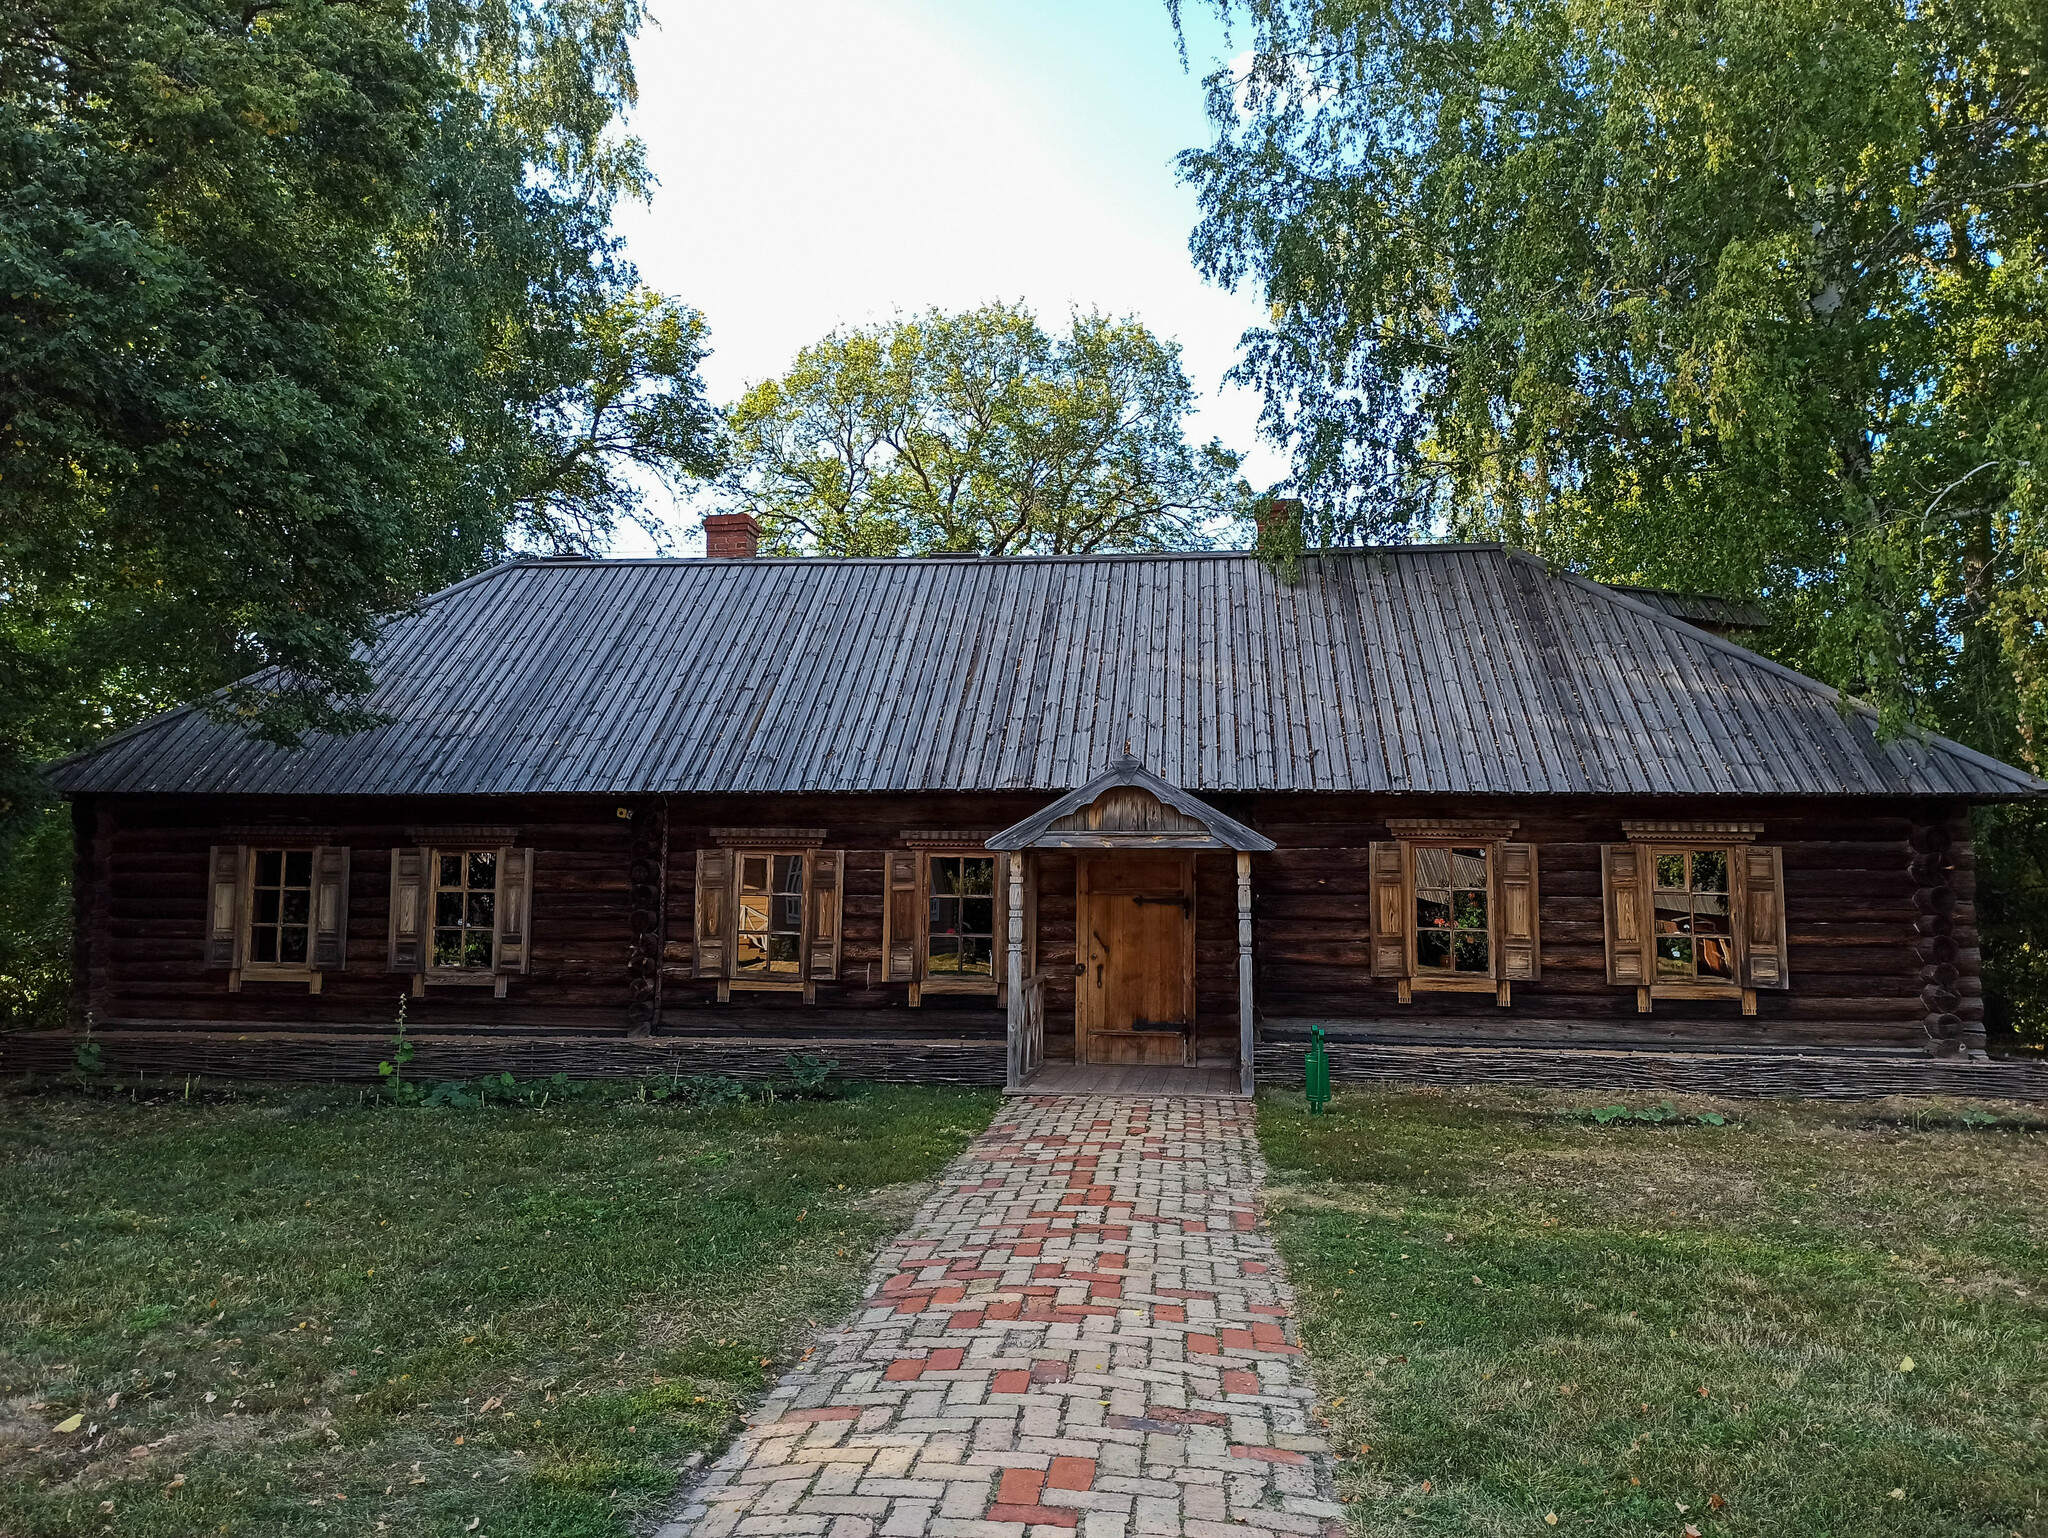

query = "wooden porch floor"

[{"left": 1007, "top": 1062, "right": 1247, "bottom": 1098}]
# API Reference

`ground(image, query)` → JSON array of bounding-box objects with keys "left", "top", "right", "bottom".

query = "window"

[
  {"left": 1602, "top": 829, "right": 1789, "bottom": 1009},
  {"left": 692, "top": 841, "right": 843, "bottom": 1001},
  {"left": 248, "top": 849, "right": 313, "bottom": 966},
  {"left": 926, "top": 855, "right": 997, "bottom": 979},
  {"left": 1651, "top": 850, "right": 1734, "bottom": 982},
  {"left": 1413, "top": 845, "right": 1490, "bottom": 975},
  {"left": 433, "top": 851, "right": 498, "bottom": 972},
  {"left": 1369, "top": 827, "right": 1539, "bottom": 1000},
  {"left": 736, "top": 852, "right": 805, "bottom": 976},
  {"left": 207, "top": 840, "right": 352, "bottom": 991},
  {"left": 387, "top": 840, "right": 533, "bottom": 992}
]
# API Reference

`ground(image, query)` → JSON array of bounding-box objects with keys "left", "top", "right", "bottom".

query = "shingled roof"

[{"left": 48, "top": 545, "right": 2043, "bottom": 800}]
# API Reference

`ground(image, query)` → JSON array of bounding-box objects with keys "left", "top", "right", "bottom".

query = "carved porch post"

[
  {"left": 1006, "top": 851, "right": 1027, "bottom": 1089},
  {"left": 1237, "top": 851, "right": 1255, "bottom": 1096}
]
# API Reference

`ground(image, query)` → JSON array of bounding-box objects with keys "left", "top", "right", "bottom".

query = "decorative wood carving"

[
  {"left": 899, "top": 830, "right": 994, "bottom": 848},
  {"left": 1620, "top": 820, "right": 1763, "bottom": 843},
  {"left": 1910, "top": 813, "right": 1983, "bottom": 1058},
  {"left": 710, "top": 826, "right": 827, "bottom": 848},
  {"left": 1385, "top": 818, "right": 1520, "bottom": 840},
  {"left": 405, "top": 826, "right": 518, "bottom": 845}
]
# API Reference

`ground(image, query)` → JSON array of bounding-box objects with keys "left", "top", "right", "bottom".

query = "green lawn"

[
  {"left": 1258, "top": 1088, "right": 2047, "bottom": 1538},
  {"left": 0, "top": 1079, "right": 996, "bottom": 1538}
]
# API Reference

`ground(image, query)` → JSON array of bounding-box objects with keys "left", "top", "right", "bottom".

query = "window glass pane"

[
  {"left": 467, "top": 892, "right": 495, "bottom": 928},
  {"left": 961, "top": 897, "right": 994, "bottom": 938},
  {"left": 468, "top": 851, "right": 497, "bottom": 889},
  {"left": 772, "top": 894, "right": 802, "bottom": 934},
  {"left": 436, "top": 891, "right": 463, "bottom": 927},
  {"left": 932, "top": 858, "right": 962, "bottom": 896},
  {"left": 1699, "top": 935, "right": 1736, "bottom": 981},
  {"left": 1454, "top": 932, "right": 1489, "bottom": 972},
  {"left": 1454, "top": 889, "right": 1487, "bottom": 931},
  {"left": 768, "top": 934, "right": 801, "bottom": 970},
  {"left": 251, "top": 929, "right": 278, "bottom": 963},
  {"left": 1653, "top": 892, "right": 1691, "bottom": 936},
  {"left": 1655, "top": 935, "right": 1693, "bottom": 977},
  {"left": 928, "top": 936, "right": 961, "bottom": 974},
  {"left": 740, "top": 856, "right": 768, "bottom": 894},
  {"left": 738, "top": 894, "right": 768, "bottom": 933},
  {"left": 960, "top": 937, "right": 993, "bottom": 976},
  {"left": 1416, "top": 890, "right": 1452, "bottom": 936},
  {"left": 1693, "top": 849, "right": 1727, "bottom": 893},
  {"left": 254, "top": 889, "right": 280, "bottom": 924},
  {"left": 1416, "top": 930, "right": 1453, "bottom": 970},
  {"left": 1655, "top": 853, "right": 1686, "bottom": 890},
  {"left": 284, "top": 851, "right": 312, "bottom": 886},
  {"left": 735, "top": 934, "right": 767, "bottom": 972},
  {"left": 1451, "top": 847, "right": 1487, "bottom": 888},
  {"left": 773, "top": 855, "right": 804, "bottom": 894},
  {"left": 962, "top": 858, "right": 995, "bottom": 896},
  {"left": 1692, "top": 893, "right": 1731, "bottom": 935},
  {"left": 1414, "top": 846, "right": 1451, "bottom": 889},
  {"left": 281, "top": 927, "right": 308, "bottom": 964},
  {"left": 439, "top": 854, "right": 462, "bottom": 887},
  {"left": 255, "top": 850, "right": 282, "bottom": 886},
  {"left": 464, "top": 931, "right": 494, "bottom": 970},
  {"left": 930, "top": 896, "right": 959, "bottom": 935},
  {"left": 281, "top": 889, "right": 310, "bottom": 925}
]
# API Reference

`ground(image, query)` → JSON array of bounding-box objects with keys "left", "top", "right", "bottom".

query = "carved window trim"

[{"left": 710, "top": 826, "right": 828, "bottom": 849}]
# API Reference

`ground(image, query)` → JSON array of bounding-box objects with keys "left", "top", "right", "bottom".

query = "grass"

[
  {"left": 0, "top": 1077, "right": 996, "bottom": 1538},
  {"left": 1257, "top": 1088, "right": 2048, "bottom": 1538}
]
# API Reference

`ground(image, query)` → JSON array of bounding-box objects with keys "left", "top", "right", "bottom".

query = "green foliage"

[
  {"left": 0, "top": 0, "right": 720, "bottom": 830},
  {"left": 720, "top": 300, "right": 1251, "bottom": 555},
  {"left": 1176, "top": 0, "right": 2048, "bottom": 1027},
  {"left": 1576, "top": 1101, "right": 1730, "bottom": 1127},
  {"left": 0, "top": 805, "right": 68, "bottom": 1028}
]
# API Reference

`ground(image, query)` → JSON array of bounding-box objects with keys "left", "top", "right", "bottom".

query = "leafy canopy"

[
  {"left": 719, "top": 301, "right": 1250, "bottom": 556},
  {"left": 0, "top": 0, "right": 721, "bottom": 795},
  {"left": 1175, "top": 0, "right": 2048, "bottom": 764}
]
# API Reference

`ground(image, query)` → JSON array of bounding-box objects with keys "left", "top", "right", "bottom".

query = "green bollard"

[{"left": 1305, "top": 1022, "right": 1331, "bottom": 1115}]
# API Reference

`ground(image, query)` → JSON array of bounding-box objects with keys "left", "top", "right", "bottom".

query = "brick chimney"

[{"left": 703, "top": 512, "right": 761, "bottom": 559}]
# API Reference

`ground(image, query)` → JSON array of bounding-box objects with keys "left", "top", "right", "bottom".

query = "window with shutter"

[
  {"left": 921, "top": 852, "right": 1000, "bottom": 996},
  {"left": 1604, "top": 829, "right": 1783, "bottom": 1013},
  {"left": 805, "top": 850, "right": 845, "bottom": 988},
  {"left": 309, "top": 846, "right": 351, "bottom": 981},
  {"left": 388, "top": 847, "right": 429, "bottom": 979},
  {"left": 494, "top": 848, "right": 536, "bottom": 989},
  {"left": 1373, "top": 825, "right": 1531, "bottom": 1004},
  {"left": 693, "top": 849, "right": 731, "bottom": 986},
  {"left": 206, "top": 845, "right": 246, "bottom": 979},
  {"left": 882, "top": 851, "right": 919, "bottom": 987}
]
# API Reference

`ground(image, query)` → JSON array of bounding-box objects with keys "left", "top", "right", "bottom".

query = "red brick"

[
  {"left": 1243, "top": 1260, "right": 1269, "bottom": 1274},
  {"left": 927, "top": 1347, "right": 964, "bottom": 1371},
  {"left": 1249, "top": 1303, "right": 1289, "bottom": 1316},
  {"left": 1219, "top": 1328, "right": 1257, "bottom": 1349},
  {"left": 1222, "top": 1369, "right": 1261, "bottom": 1396},
  {"left": 1186, "top": 1333, "right": 1221, "bottom": 1356},
  {"left": 986, "top": 1299, "right": 1021, "bottom": 1321},
  {"left": 1089, "top": 1279, "right": 1121, "bottom": 1299},
  {"left": 883, "top": 1358, "right": 925, "bottom": 1381},
  {"left": 1155, "top": 1304, "right": 1186, "bottom": 1324},
  {"left": 1031, "top": 1359, "right": 1070, "bottom": 1383},
  {"left": 992, "top": 1370, "right": 1031, "bottom": 1394},
  {"left": 774, "top": 1406, "right": 862, "bottom": 1423},
  {"left": 1231, "top": 1445, "right": 1310, "bottom": 1465},
  {"left": 950, "top": 1311, "right": 985, "bottom": 1330},
  {"left": 986, "top": 1505, "right": 1078, "bottom": 1528},
  {"left": 997, "top": 1467, "right": 1045, "bottom": 1504},
  {"left": 1047, "top": 1456, "right": 1096, "bottom": 1490}
]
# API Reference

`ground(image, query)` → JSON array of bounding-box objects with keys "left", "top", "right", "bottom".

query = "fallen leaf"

[
  {"left": 53, "top": 1415, "right": 83, "bottom": 1434},
  {"left": 1899, "top": 1356, "right": 1915, "bottom": 1372},
  {"left": 1545, "top": 1513, "right": 1559, "bottom": 1527},
  {"left": 1707, "top": 1494, "right": 1727, "bottom": 1511},
  {"left": 1683, "top": 1527, "right": 1702, "bottom": 1538},
  {"left": 479, "top": 1397, "right": 501, "bottom": 1413},
  {"left": 1421, "top": 1480, "right": 1431, "bottom": 1493},
  {"left": 454, "top": 1435, "right": 465, "bottom": 1445},
  {"left": 467, "top": 1520, "right": 482, "bottom": 1533},
  {"left": 106, "top": 1393, "right": 120, "bottom": 1410},
  {"left": 98, "top": 1501, "right": 115, "bottom": 1515},
  {"left": 166, "top": 1474, "right": 185, "bottom": 1490},
  {"left": 1890, "top": 1488, "right": 1906, "bottom": 1500}
]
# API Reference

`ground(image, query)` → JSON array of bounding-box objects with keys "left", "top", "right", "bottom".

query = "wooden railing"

[{"left": 1008, "top": 970, "right": 1046, "bottom": 1088}]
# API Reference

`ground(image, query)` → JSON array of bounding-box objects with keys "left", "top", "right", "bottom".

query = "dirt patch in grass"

[
  {"left": 0, "top": 1081, "right": 995, "bottom": 1537},
  {"left": 1257, "top": 1087, "right": 2048, "bottom": 1537}
]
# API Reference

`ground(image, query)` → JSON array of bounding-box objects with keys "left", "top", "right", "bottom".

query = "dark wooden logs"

[
  {"left": 625, "top": 798, "right": 668, "bottom": 1036},
  {"left": 1908, "top": 808, "right": 1985, "bottom": 1058}
]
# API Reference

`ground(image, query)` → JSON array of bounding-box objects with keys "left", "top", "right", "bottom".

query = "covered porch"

[{"left": 987, "top": 758, "right": 1275, "bottom": 1096}]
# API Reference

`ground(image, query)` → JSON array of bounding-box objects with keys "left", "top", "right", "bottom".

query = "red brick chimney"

[{"left": 703, "top": 512, "right": 761, "bottom": 559}]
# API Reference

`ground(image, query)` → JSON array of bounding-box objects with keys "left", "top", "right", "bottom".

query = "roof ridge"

[{"left": 1532, "top": 553, "right": 2044, "bottom": 793}]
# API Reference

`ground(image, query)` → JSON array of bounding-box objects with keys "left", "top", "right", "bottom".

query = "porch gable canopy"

[{"left": 986, "top": 757, "right": 1276, "bottom": 853}]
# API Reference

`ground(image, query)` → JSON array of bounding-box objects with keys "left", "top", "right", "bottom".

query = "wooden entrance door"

[{"left": 1076, "top": 853, "right": 1195, "bottom": 1066}]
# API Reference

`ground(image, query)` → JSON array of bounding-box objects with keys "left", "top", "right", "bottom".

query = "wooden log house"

[{"left": 19, "top": 524, "right": 2048, "bottom": 1098}]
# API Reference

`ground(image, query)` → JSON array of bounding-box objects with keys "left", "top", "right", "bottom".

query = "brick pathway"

[{"left": 655, "top": 1095, "right": 1341, "bottom": 1538}]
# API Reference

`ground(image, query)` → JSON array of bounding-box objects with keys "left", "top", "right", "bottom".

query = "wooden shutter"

[
  {"left": 693, "top": 848, "right": 730, "bottom": 978},
  {"left": 1601, "top": 844, "right": 1649, "bottom": 985},
  {"left": 1739, "top": 844, "right": 1790, "bottom": 989},
  {"left": 495, "top": 847, "right": 534, "bottom": 974},
  {"left": 1368, "top": 840, "right": 1409, "bottom": 977},
  {"left": 310, "top": 846, "right": 351, "bottom": 972},
  {"left": 206, "top": 844, "right": 245, "bottom": 969},
  {"left": 388, "top": 847, "right": 428, "bottom": 973},
  {"left": 882, "top": 850, "right": 920, "bottom": 982},
  {"left": 806, "top": 849, "right": 844, "bottom": 980},
  {"left": 1498, "top": 841, "right": 1540, "bottom": 981}
]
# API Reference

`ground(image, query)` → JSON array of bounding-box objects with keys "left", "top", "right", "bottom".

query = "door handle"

[{"left": 1090, "top": 929, "right": 1109, "bottom": 990}]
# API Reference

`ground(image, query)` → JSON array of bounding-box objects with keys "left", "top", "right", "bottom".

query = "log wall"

[{"left": 43, "top": 790, "right": 1982, "bottom": 1076}]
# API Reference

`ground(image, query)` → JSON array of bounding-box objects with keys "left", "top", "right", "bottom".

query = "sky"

[{"left": 608, "top": 0, "right": 1280, "bottom": 553}]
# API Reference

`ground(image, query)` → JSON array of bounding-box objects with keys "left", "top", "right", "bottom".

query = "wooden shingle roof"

[{"left": 49, "top": 545, "right": 2044, "bottom": 800}]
